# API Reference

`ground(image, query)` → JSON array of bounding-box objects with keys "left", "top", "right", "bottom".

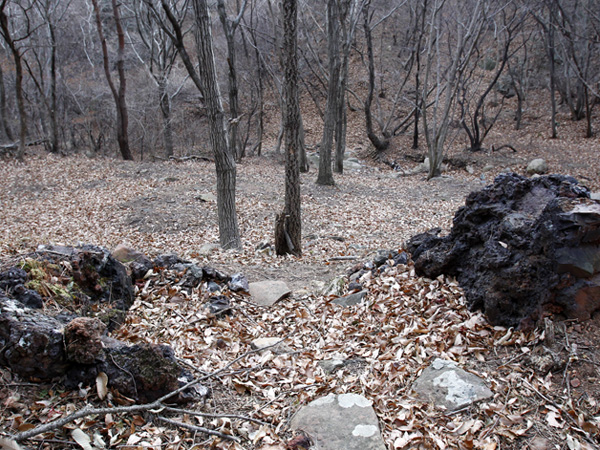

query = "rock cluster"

[
  {"left": 408, "top": 173, "right": 600, "bottom": 327},
  {"left": 0, "top": 244, "right": 229, "bottom": 402}
]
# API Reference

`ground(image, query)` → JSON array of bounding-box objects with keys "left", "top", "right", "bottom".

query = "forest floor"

[{"left": 1, "top": 102, "right": 600, "bottom": 449}]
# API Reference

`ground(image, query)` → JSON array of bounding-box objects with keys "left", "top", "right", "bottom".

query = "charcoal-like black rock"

[
  {"left": 229, "top": 273, "right": 249, "bottom": 292},
  {"left": 207, "top": 295, "right": 231, "bottom": 316},
  {"left": 407, "top": 173, "right": 600, "bottom": 327}
]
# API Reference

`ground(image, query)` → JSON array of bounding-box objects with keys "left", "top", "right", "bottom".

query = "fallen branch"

[
  {"left": 163, "top": 406, "right": 269, "bottom": 426},
  {"left": 491, "top": 144, "right": 518, "bottom": 153},
  {"left": 157, "top": 416, "right": 240, "bottom": 442},
  {"left": 169, "top": 155, "right": 213, "bottom": 162},
  {"left": 523, "top": 380, "right": 597, "bottom": 447},
  {"left": 0, "top": 138, "right": 49, "bottom": 151},
  {"left": 328, "top": 256, "right": 358, "bottom": 261}
]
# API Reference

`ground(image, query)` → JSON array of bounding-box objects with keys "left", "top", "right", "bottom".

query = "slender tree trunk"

[
  {"left": 317, "top": 0, "right": 340, "bottom": 186},
  {"left": 363, "top": 4, "right": 389, "bottom": 152},
  {"left": 158, "top": 77, "right": 174, "bottom": 158},
  {"left": 91, "top": 0, "right": 133, "bottom": 160},
  {"left": 48, "top": 21, "right": 58, "bottom": 153},
  {"left": 0, "top": 60, "right": 13, "bottom": 142},
  {"left": 334, "top": 71, "right": 347, "bottom": 174},
  {"left": 0, "top": 5, "right": 26, "bottom": 159},
  {"left": 217, "top": 0, "right": 241, "bottom": 160},
  {"left": 547, "top": 1, "right": 558, "bottom": 139},
  {"left": 412, "top": 0, "right": 427, "bottom": 149},
  {"left": 299, "top": 114, "right": 308, "bottom": 172},
  {"left": 193, "top": 0, "right": 241, "bottom": 250},
  {"left": 276, "top": 0, "right": 301, "bottom": 256}
]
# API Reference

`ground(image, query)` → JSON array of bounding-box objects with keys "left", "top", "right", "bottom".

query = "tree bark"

[
  {"left": 0, "top": 2, "right": 26, "bottom": 160},
  {"left": 193, "top": 0, "right": 241, "bottom": 250},
  {"left": 47, "top": 18, "right": 58, "bottom": 154},
  {"left": 317, "top": 0, "right": 340, "bottom": 186},
  {"left": 91, "top": 0, "right": 133, "bottom": 160},
  {"left": 217, "top": 0, "right": 247, "bottom": 161},
  {"left": 0, "top": 56, "right": 13, "bottom": 142},
  {"left": 363, "top": 3, "right": 390, "bottom": 152},
  {"left": 158, "top": 77, "right": 174, "bottom": 158},
  {"left": 276, "top": 0, "right": 301, "bottom": 256}
]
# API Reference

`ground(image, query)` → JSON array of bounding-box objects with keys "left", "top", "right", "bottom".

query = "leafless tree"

[
  {"left": 317, "top": 0, "right": 364, "bottom": 184},
  {"left": 216, "top": 0, "right": 248, "bottom": 160},
  {"left": 91, "top": 0, "right": 132, "bottom": 160},
  {"left": 130, "top": 0, "right": 183, "bottom": 158},
  {"left": 276, "top": 0, "right": 302, "bottom": 256},
  {"left": 420, "top": 0, "right": 487, "bottom": 179},
  {"left": 150, "top": 0, "right": 241, "bottom": 248},
  {"left": 361, "top": 0, "right": 411, "bottom": 154},
  {"left": 0, "top": 0, "right": 34, "bottom": 159},
  {"left": 553, "top": 0, "right": 599, "bottom": 137},
  {"left": 458, "top": 2, "right": 525, "bottom": 152}
]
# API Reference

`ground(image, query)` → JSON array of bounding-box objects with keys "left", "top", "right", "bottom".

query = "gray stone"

[
  {"left": 197, "top": 193, "right": 217, "bottom": 202},
  {"left": 321, "top": 276, "right": 345, "bottom": 297},
  {"left": 198, "top": 243, "right": 220, "bottom": 256},
  {"left": 591, "top": 192, "right": 600, "bottom": 201},
  {"left": 290, "top": 393, "right": 386, "bottom": 450},
  {"left": 333, "top": 290, "right": 367, "bottom": 307},
  {"left": 526, "top": 158, "right": 548, "bottom": 175},
  {"left": 248, "top": 280, "right": 291, "bottom": 306},
  {"left": 412, "top": 358, "right": 493, "bottom": 411},
  {"left": 307, "top": 152, "right": 320, "bottom": 168},
  {"left": 344, "top": 160, "right": 363, "bottom": 170},
  {"left": 250, "top": 337, "right": 291, "bottom": 354},
  {"left": 229, "top": 273, "right": 249, "bottom": 292},
  {"left": 112, "top": 244, "right": 147, "bottom": 264},
  {"left": 318, "top": 359, "right": 346, "bottom": 374}
]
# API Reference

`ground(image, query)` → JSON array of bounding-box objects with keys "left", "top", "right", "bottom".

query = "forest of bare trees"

[{"left": 0, "top": 0, "right": 598, "bottom": 173}]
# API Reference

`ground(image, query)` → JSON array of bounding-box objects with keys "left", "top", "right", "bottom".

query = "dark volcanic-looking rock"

[
  {"left": 0, "top": 296, "right": 69, "bottom": 379},
  {"left": 407, "top": 173, "right": 600, "bottom": 327},
  {"left": 0, "top": 268, "right": 44, "bottom": 308},
  {"left": 64, "top": 317, "right": 107, "bottom": 364},
  {"left": 34, "top": 244, "right": 134, "bottom": 329},
  {"left": 99, "top": 341, "right": 187, "bottom": 403}
]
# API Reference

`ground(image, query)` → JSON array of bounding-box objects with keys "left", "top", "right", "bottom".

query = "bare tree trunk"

[
  {"left": 91, "top": 0, "right": 132, "bottom": 160},
  {"left": 0, "top": 61, "right": 13, "bottom": 142},
  {"left": 412, "top": 0, "right": 427, "bottom": 149},
  {"left": 363, "top": 2, "right": 389, "bottom": 152},
  {"left": 547, "top": 0, "right": 558, "bottom": 139},
  {"left": 421, "top": 0, "right": 485, "bottom": 180},
  {"left": 317, "top": 0, "right": 340, "bottom": 186},
  {"left": 193, "top": 0, "right": 241, "bottom": 250},
  {"left": 47, "top": 19, "right": 58, "bottom": 154},
  {"left": 158, "top": 77, "right": 174, "bottom": 158},
  {"left": 276, "top": 0, "right": 301, "bottom": 256},
  {"left": 334, "top": 75, "right": 347, "bottom": 173},
  {"left": 217, "top": 0, "right": 248, "bottom": 161},
  {"left": 0, "top": 3, "right": 26, "bottom": 159},
  {"left": 299, "top": 114, "right": 308, "bottom": 172}
]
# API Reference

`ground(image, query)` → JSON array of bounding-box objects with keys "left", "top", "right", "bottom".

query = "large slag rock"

[
  {"left": 407, "top": 173, "right": 600, "bottom": 327},
  {"left": 0, "top": 245, "right": 194, "bottom": 402}
]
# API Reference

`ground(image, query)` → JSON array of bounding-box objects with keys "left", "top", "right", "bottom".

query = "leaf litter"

[{"left": 0, "top": 142, "right": 599, "bottom": 449}]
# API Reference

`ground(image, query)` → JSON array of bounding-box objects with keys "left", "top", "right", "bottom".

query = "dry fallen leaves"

[{"left": 1, "top": 112, "right": 600, "bottom": 450}]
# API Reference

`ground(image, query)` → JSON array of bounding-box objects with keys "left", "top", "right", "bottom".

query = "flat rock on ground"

[
  {"left": 412, "top": 358, "right": 493, "bottom": 411},
  {"left": 290, "top": 393, "right": 386, "bottom": 450},
  {"left": 248, "top": 280, "right": 291, "bottom": 306}
]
